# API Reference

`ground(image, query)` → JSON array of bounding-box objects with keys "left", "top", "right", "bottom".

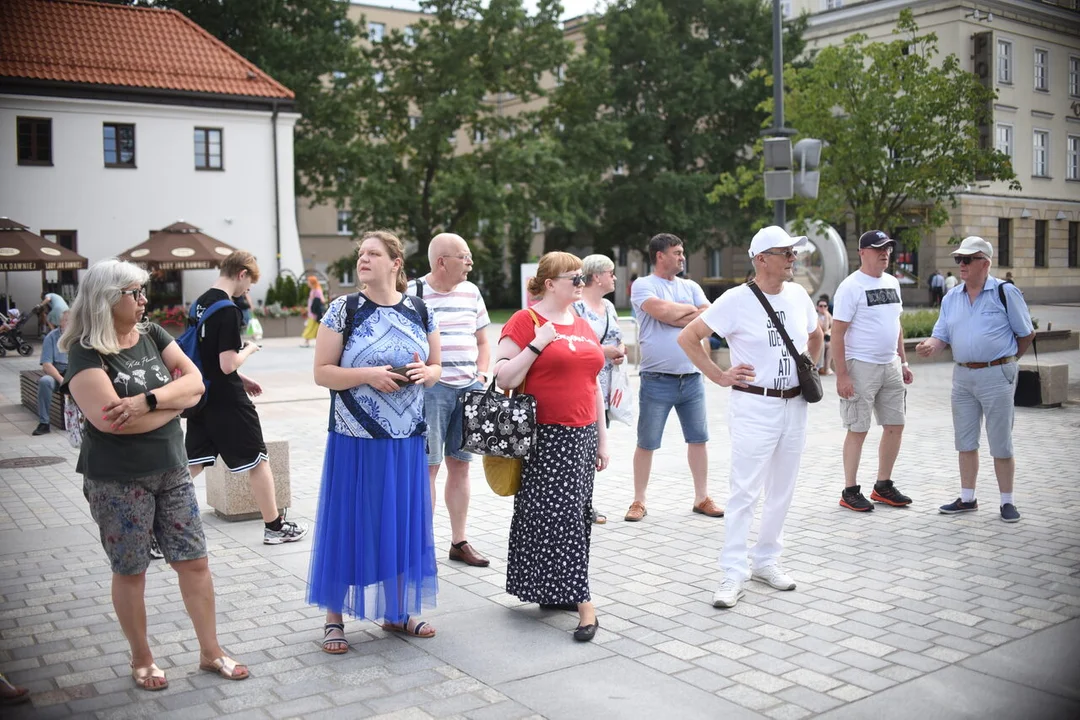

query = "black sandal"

[
  {"left": 590, "top": 508, "right": 607, "bottom": 525},
  {"left": 322, "top": 623, "right": 349, "bottom": 654}
]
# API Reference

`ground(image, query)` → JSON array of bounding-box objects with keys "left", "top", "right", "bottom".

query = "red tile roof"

[{"left": 0, "top": 0, "right": 294, "bottom": 100}]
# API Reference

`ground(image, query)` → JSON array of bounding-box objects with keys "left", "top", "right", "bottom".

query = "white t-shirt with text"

[
  {"left": 832, "top": 270, "right": 902, "bottom": 364},
  {"left": 701, "top": 282, "right": 817, "bottom": 392}
]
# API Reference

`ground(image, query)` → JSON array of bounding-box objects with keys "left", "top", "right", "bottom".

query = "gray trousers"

[{"left": 37, "top": 374, "right": 58, "bottom": 424}]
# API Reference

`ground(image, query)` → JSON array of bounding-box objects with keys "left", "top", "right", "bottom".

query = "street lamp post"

[{"left": 771, "top": 0, "right": 792, "bottom": 227}]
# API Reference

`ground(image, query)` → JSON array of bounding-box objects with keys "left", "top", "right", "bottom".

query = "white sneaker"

[
  {"left": 751, "top": 564, "right": 796, "bottom": 591},
  {"left": 712, "top": 578, "right": 744, "bottom": 608}
]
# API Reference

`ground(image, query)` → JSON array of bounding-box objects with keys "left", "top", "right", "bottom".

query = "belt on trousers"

[
  {"left": 957, "top": 355, "right": 1016, "bottom": 369},
  {"left": 732, "top": 385, "right": 802, "bottom": 399},
  {"left": 644, "top": 371, "right": 699, "bottom": 378}
]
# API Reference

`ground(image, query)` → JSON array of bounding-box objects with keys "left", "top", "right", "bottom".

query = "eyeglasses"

[
  {"left": 558, "top": 273, "right": 586, "bottom": 287},
  {"left": 441, "top": 253, "right": 473, "bottom": 262},
  {"left": 953, "top": 255, "right": 986, "bottom": 265},
  {"left": 761, "top": 249, "right": 798, "bottom": 260},
  {"left": 119, "top": 287, "right": 148, "bottom": 300}
]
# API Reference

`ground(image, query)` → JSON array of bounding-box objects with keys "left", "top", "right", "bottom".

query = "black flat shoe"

[
  {"left": 540, "top": 603, "right": 578, "bottom": 611},
  {"left": 573, "top": 618, "right": 599, "bottom": 642}
]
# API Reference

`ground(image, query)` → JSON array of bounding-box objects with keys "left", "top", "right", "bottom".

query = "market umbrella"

[
  {"left": 117, "top": 221, "right": 240, "bottom": 270},
  {"left": 0, "top": 217, "right": 89, "bottom": 312}
]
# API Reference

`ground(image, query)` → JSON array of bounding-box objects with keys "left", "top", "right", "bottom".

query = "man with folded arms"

[
  {"left": 832, "top": 230, "right": 915, "bottom": 513},
  {"left": 678, "top": 226, "right": 822, "bottom": 609},
  {"left": 916, "top": 236, "right": 1033, "bottom": 523}
]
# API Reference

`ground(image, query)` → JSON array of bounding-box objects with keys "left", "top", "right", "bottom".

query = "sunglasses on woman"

[
  {"left": 119, "top": 287, "right": 148, "bottom": 300},
  {"left": 558, "top": 273, "right": 587, "bottom": 287},
  {"left": 953, "top": 255, "right": 985, "bottom": 265}
]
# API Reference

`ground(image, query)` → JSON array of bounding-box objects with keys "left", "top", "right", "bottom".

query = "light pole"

[{"left": 771, "top": 0, "right": 794, "bottom": 227}]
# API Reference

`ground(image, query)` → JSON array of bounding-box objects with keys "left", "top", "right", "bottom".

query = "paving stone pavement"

[{"left": 2, "top": 305, "right": 1079, "bottom": 719}]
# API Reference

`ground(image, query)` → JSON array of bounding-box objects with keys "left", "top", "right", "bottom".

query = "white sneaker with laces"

[
  {"left": 712, "top": 578, "right": 744, "bottom": 608},
  {"left": 751, "top": 564, "right": 796, "bottom": 590}
]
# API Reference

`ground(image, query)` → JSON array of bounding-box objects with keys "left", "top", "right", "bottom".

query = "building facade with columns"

[{"left": 794, "top": 0, "right": 1080, "bottom": 302}]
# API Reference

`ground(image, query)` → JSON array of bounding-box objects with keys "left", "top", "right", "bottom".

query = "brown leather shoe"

[
  {"left": 692, "top": 497, "right": 725, "bottom": 517},
  {"left": 624, "top": 501, "right": 647, "bottom": 522},
  {"left": 449, "top": 541, "right": 489, "bottom": 567}
]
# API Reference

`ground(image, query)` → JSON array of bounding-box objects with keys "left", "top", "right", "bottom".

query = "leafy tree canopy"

[
  {"left": 713, "top": 9, "right": 1020, "bottom": 248},
  {"left": 557, "top": 0, "right": 807, "bottom": 255}
]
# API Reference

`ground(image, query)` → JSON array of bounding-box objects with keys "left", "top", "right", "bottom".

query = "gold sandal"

[
  {"left": 131, "top": 662, "right": 168, "bottom": 691},
  {"left": 199, "top": 656, "right": 249, "bottom": 681}
]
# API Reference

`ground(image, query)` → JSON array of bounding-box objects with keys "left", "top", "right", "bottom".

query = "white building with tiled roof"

[{"left": 0, "top": 0, "right": 304, "bottom": 313}]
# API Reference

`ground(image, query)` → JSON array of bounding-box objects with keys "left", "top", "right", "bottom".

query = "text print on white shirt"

[{"left": 766, "top": 310, "right": 793, "bottom": 390}]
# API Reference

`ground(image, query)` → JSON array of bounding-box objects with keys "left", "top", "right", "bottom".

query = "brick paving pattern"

[{"left": 2, "top": 305, "right": 1079, "bottom": 719}]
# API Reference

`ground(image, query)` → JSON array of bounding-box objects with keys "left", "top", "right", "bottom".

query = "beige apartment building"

[
  {"left": 793, "top": 0, "right": 1080, "bottom": 302},
  {"left": 298, "top": 1, "right": 1080, "bottom": 303}
]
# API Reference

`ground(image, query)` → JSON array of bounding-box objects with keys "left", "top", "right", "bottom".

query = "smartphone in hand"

[{"left": 389, "top": 365, "right": 411, "bottom": 387}]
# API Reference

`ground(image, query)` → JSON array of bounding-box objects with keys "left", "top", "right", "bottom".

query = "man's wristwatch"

[{"left": 145, "top": 391, "right": 158, "bottom": 411}]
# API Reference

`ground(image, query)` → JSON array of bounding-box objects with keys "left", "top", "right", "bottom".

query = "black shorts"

[{"left": 185, "top": 401, "right": 268, "bottom": 472}]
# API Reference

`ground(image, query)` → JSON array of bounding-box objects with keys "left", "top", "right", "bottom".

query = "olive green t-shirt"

[{"left": 62, "top": 324, "right": 186, "bottom": 481}]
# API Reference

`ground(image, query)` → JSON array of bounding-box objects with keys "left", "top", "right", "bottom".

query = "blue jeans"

[
  {"left": 424, "top": 380, "right": 483, "bottom": 465},
  {"left": 38, "top": 374, "right": 58, "bottom": 424},
  {"left": 636, "top": 372, "right": 709, "bottom": 451}
]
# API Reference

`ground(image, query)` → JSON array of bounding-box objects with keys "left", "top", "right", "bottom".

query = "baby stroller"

[{"left": 0, "top": 311, "right": 33, "bottom": 356}]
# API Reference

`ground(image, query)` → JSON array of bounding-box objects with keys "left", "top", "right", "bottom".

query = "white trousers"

[{"left": 720, "top": 391, "right": 808, "bottom": 582}]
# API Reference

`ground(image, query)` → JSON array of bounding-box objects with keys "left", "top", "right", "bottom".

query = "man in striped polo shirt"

[{"left": 408, "top": 233, "right": 493, "bottom": 567}]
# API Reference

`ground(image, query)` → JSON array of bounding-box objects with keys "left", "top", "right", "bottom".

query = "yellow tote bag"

[{"left": 483, "top": 455, "right": 522, "bottom": 496}]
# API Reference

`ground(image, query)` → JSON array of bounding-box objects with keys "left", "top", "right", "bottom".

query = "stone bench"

[
  {"left": 19, "top": 369, "right": 65, "bottom": 429},
  {"left": 1018, "top": 362, "right": 1068, "bottom": 408},
  {"left": 205, "top": 439, "right": 292, "bottom": 521}
]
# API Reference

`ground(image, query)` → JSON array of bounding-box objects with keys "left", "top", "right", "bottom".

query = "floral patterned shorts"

[{"left": 83, "top": 466, "right": 207, "bottom": 575}]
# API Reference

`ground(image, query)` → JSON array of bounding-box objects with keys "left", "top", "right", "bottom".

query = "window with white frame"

[
  {"left": 409, "top": 116, "right": 421, "bottom": 130},
  {"left": 1070, "top": 56, "right": 1080, "bottom": 97},
  {"left": 372, "top": 71, "right": 384, "bottom": 88},
  {"left": 337, "top": 210, "right": 351, "bottom": 235},
  {"left": 1068, "top": 135, "right": 1080, "bottom": 181},
  {"left": 403, "top": 25, "right": 416, "bottom": 46},
  {"left": 1034, "top": 48, "right": 1048, "bottom": 91},
  {"left": 555, "top": 65, "right": 565, "bottom": 86},
  {"left": 997, "top": 39, "right": 1012, "bottom": 84},
  {"left": 531, "top": 216, "right": 544, "bottom": 233},
  {"left": 368, "top": 22, "right": 385, "bottom": 42},
  {"left": 1033, "top": 130, "right": 1050, "bottom": 177},
  {"left": 473, "top": 127, "right": 486, "bottom": 145},
  {"left": 822, "top": 0, "right": 843, "bottom": 9},
  {"left": 996, "top": 123, "right": 1014, "bottom": 159},
  {"left": 709, "top": 249, "right": 721, "bottom": 278},
  {"left": 780, "top": 1, "right": 792, "bottom": 17}
]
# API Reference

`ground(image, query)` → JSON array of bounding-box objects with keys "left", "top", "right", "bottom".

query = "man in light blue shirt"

[
  {"left": 34, "top": 310, "right": 69, "bottom": 435},
  {"left": 625, "top": 233, "right": 723, "bottom": 522},
  {"left": 916, "top": 237, "right": 1034, "bottom": 523}
]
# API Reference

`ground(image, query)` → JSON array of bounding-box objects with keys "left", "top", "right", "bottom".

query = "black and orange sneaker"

[
  {"left": 871, "top": 480, "right": 912, "bottom": 507},
  {"left": 840, "top": 485, "right": 874, "bottom": 512}
]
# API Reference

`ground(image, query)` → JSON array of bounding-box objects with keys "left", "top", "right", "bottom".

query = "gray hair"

[
  {"left": 59, "top": 259, "right": 149, "bottom": 355},
  {"left": 581, "top": 254, "right": 615, "bottom": 286}
]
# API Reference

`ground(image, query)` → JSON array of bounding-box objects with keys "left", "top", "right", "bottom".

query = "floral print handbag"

[{"left": 460, "top": 383, "right": 537, "bottom": 459}]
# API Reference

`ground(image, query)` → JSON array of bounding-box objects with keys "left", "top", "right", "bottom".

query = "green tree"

[
  {"left": 555, "top": 0, "right": 807, "bottom": 255},
  {"left": 313, "top": 0, "right": 572, "bottom": 281},
  {"left": 142, "top": 0, "right": 366, "bottom": 198},
  {"left": 714, "top": 10, "right": 1020, "bottom": 247}
]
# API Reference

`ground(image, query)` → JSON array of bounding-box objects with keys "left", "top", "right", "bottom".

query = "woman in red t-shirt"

[{"left": 495, "top": 251, "right": 609, "bottom": 642}]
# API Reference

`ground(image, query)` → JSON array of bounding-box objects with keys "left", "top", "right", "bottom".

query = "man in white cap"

[
  {"left": 916, "top": 236, "right": 1034, "bottom": 523},
  {"left": 832, "top": 230, "right": 915, "bottom": 513},
  {"left": 678, "top": 226, "right": 822, "bottom": 609}
]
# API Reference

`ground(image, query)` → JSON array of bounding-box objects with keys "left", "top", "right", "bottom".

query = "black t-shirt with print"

[
  {"left": 190, "top": 288, "right": 248, "bottom": 406},
  {"left": 62, "top": 323, "right": 186, "bottom": 481}
]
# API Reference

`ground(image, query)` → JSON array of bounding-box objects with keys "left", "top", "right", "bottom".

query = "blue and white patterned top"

[{"left": 321, "top": 293, "right": 437, "bottom": 439}]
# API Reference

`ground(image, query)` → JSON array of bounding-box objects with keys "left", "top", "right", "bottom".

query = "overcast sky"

[{"left": 353, "top": 1, "right": 609, "bottom": 22}]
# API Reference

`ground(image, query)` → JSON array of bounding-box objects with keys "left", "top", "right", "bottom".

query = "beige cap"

[{"left": 951, "top": 236, "right": 993, "bottom": 258}]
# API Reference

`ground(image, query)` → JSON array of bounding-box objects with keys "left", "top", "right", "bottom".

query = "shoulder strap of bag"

[
  {"left": 746, "top": 281, "right": 802, "bottom": 359},
  {"left": 415, "top": 277, "right": 424, "bottom": 299},
  {"left": 411, "top": 295, "right": 430, "bottom": 333},
  {"left": 997, "top": 282, "right": 1008, "bottom": 313}
]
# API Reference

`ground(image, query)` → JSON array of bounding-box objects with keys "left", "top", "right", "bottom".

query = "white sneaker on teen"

[
  {"left": 712, "top": 577, "right": 744, "bottom": 608},
  {"left": 751, "top": 564, "right": 796, "bottom": 591}
]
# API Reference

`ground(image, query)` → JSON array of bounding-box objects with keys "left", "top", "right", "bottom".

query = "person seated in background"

[{"left": 33, "top": 310, "right": 69, "bottom": 436}]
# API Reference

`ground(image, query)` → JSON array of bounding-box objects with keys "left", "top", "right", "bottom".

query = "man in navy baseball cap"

[{"left": 858, "top": 230, "right": 896, "bottom": 250}]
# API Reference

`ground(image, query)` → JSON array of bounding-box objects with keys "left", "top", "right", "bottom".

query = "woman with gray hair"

[
  {"left": 572, "top": 254, "right": 626, "bottom": 524},
  {"left": 61, "top": 259, "right": 249, "bottom": 691}
]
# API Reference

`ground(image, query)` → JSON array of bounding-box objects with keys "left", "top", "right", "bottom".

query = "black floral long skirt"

[{"left": 506, "top": 423, "right": 597, "bottom": 604}]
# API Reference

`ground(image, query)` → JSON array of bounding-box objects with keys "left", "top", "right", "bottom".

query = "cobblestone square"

[{"left": 2, "top": 306, "right": 1079, "bottom": 719}]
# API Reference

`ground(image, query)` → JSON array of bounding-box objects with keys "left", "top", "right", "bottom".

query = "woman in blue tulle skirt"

[{"left": 308, "top": 231, "right": 441, "bottom": 653}]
